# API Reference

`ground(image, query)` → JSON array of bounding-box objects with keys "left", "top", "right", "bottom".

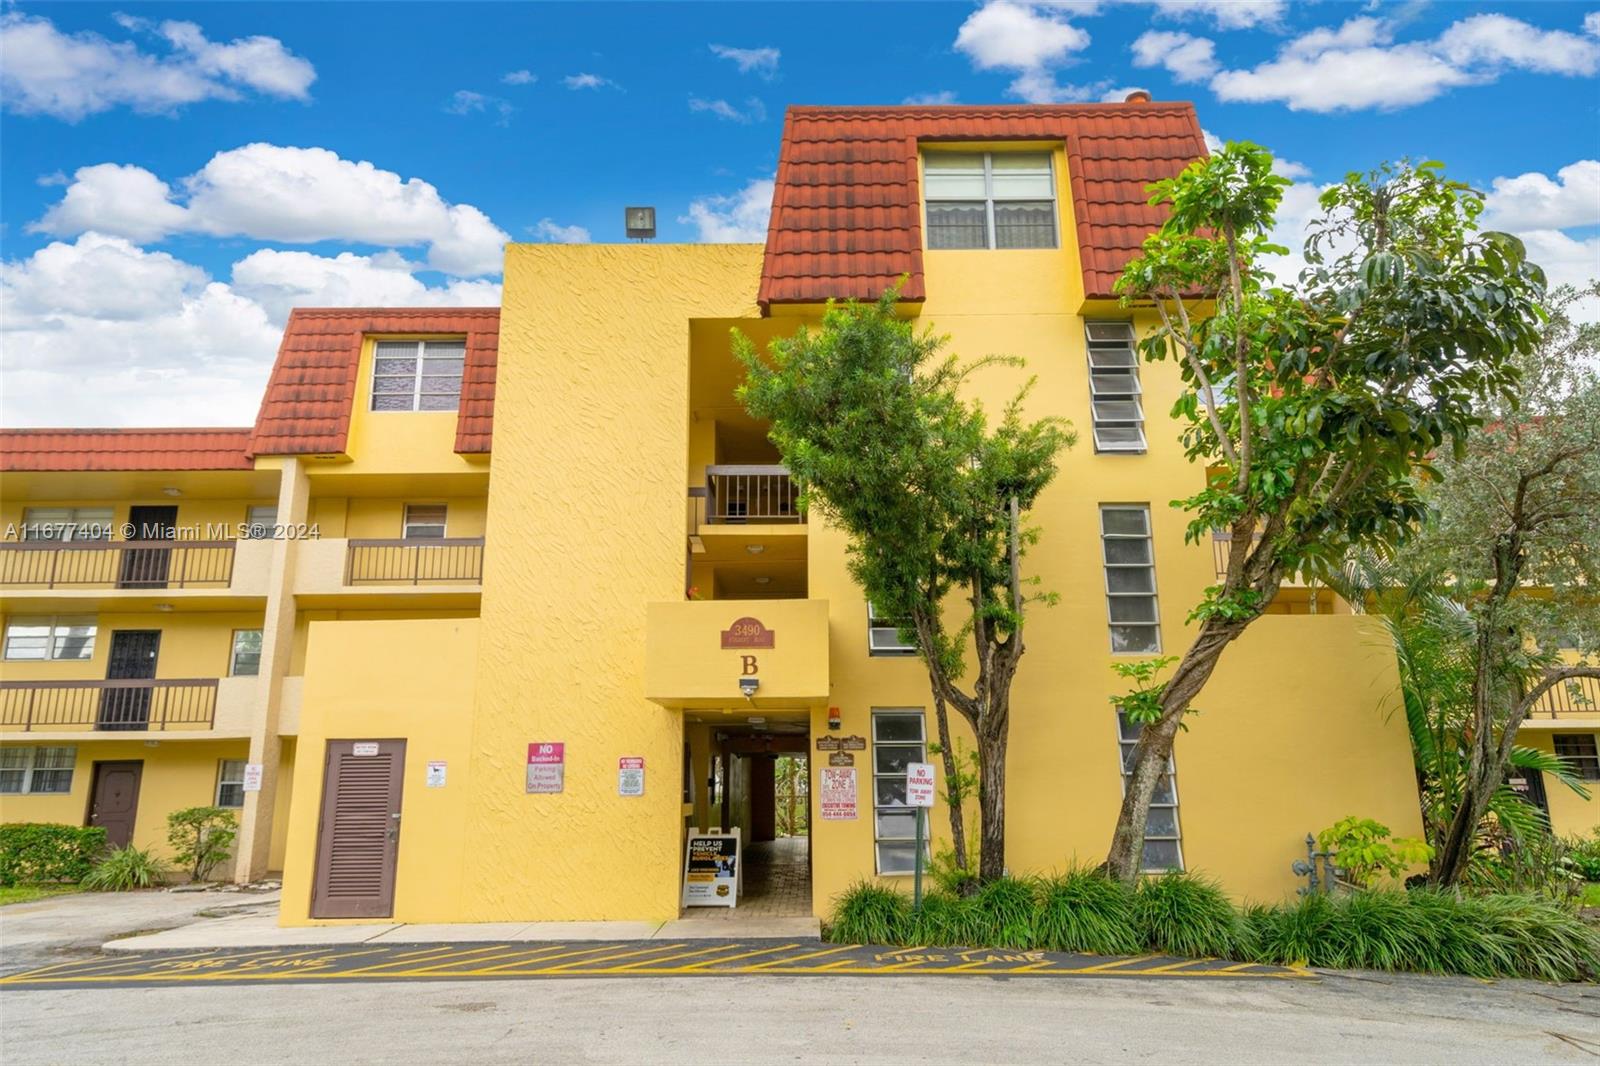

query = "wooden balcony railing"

[
  {"left": 700, "top": 465, "right": 804, "bottom": 525},
  {"left": 1529, "top": 674, "right": 1600, "bottom": 719},
  {"left": 0, "top": 679, "right": 219, "bottom": 732},
  {"left": 344, "top": 538, "right": 485, "bottom": 586},
  {"left": 0, "top": 540, "right": 235, "bottom": 589}
]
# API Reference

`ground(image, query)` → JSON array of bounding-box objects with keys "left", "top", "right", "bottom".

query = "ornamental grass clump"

[
  {"left": 1134, "top": 872, "right": 1241, "bottom": 958},
  {"left": 965, "top": 876, "right": 1038, "bottom": 950},
  {"left": 1035, "top": 868, "right": 1141, "bottom": 956},
  {"left": 828, "top": 880, "right": 911, "bottom": 945},
  {"left": 81, "top": 845, "right": 172, "bottom": 892}
]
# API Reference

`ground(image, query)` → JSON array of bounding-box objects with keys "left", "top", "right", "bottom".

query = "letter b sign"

[{"left": 741, "top": 655, "right": 759, "bottom": 676}]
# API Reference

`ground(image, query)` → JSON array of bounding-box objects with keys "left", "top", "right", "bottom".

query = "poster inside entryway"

[{"left": 682, "top": 831, "right": 739, "bottom": 907}]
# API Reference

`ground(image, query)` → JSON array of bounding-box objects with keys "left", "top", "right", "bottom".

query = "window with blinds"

[
  {"left": 21, "top": 507, "right": 114, "bottom": 541},
  {"left": 1115, "top": 711, "right": 1184, "bottom": 872},
  {"left": 867, "top": 603, "right": 917, "bottom": 656},
  {"left": 0, "top": 746, "right": 76, "bottom": 794},
  {"left": 370, "top": 339, "right": 467, "bottom": 412},
  {"left": 3, "top": 617, "right": 97, "bottom": 661},
  {"left": 402, "top": 504, "right": 447, "bottom": 540},
  {"left": 924, "top": 152, "right": 1057, "bottom": 250},
  {"left": 872, "top": 710, "right": 930, "bottom": 875},
  {"left": 1100, "top": 505, "right": 1161, "bottom": 654},
  {"left": 1084, "top": 322, "right": 1145, "bottom": 452},
  {"left": 216, "top": 760, "right": 248, "bottom": 808}
]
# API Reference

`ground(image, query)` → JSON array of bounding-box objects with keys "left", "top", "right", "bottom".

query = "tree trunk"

[
  {"left": 976, "top": 716, "right": 1008, "bottom": 881},
  {"left": 930, "top": 692, "right": 969, "bottom": 870},
  {"left": 1104, "top": 617, "right": 1247, "bottom": 884}
]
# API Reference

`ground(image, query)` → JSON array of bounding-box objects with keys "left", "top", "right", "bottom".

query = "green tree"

[
  {"left": 1105, "top": 146, "right": 1548, "bottom": 884},
  {"left": 736, "top": 290, "right": 1072, "bottom": 880},
  {"left": 166, "top": 806, "right": 238, "bottom": 882}
]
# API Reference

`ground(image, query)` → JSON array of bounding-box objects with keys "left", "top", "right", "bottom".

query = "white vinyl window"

[
  {"left": 1100, "top": 506, "right": 1161, "bottom": 654},
  {"left": 872, "top": 710, "right": 930, "bottom": 875},
  {"left": 867, "top": 603, "right": 917, "bottom": 657},
  {"left": 402, "top": 504, "right": 447, "bottom": 540},
  {"left": 216, "top": 759, "right": 248, "bottom": 808},
  {"left": 924, "top": 151, "right": 1057, "bottom": 250},
  {"left": 0, "top": 746, "right": 77, "bottom": 794},
  {"left": 241, "top": 505, "right": 279, "bottom": 539},
  {"left": 229, "top": 630, "right": 263, "bottom": 677},
  {"left": 3, "top": 617, "right": 97, "bottom": 661},
  {"left": 1085, "top": 322, "right": 1146, "bottom": 453},
  {"left": 370, "top": 339, "right": 467, "bottom": 412},
  {"left": 20, "top": 507, "right": 114, "bottom": 542},
  {"left": 1116, "top": 711, "right": 1184, "bottom": 872}
]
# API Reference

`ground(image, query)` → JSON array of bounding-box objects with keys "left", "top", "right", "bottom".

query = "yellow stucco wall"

[
  {"left": 1521, "top": 729, "right": 1600, "bottom": 838},
  {"left": 1, "top": 610, "right": 267, "bottom": 688}
]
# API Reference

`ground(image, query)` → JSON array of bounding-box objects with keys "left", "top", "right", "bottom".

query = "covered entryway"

[{"left": 310, "top": 740, "right": 406, "bottom": 919}]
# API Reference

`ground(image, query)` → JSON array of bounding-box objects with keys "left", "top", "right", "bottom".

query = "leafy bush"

[
  {"left": 1134, "top": 871, "right": 1241, "bottom": 958},
  {"left": 828, "top": 881, "right": 910, "bottom": 944},
  {"left": 82, "top": 845, "right": 172, "bottom": 891},
  {"left": 1317, "top": 816, "right": 1432, "bottom": 888},
  {"left": 1564, "top": 831, "right": 1600, "bottom": 883},
  {"left": 0, "top": 823, "right": 108, "bottom": 886},
  {"left": 166, "top": 806, "right": 237, "bottom": 881},
  {"left": 966, "top": 876, "right": 1038, "bottom": 949},
  {"left": 926, "top": 845, "right": 980, "bottom": 897},
  {"left": 1463, "top": 824, "right": 1583, "bottom": 905},
  {"left": 1036, "top": 868, "right": 1141, "bottom": 956}
]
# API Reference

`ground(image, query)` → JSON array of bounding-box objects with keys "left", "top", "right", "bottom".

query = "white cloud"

[
  {"left": 1209, "top": 14, "right": 1599, "bottom": 113},
  {"left": 710, "top": 44, "right": 779, "bottom": 77},
  {"left": 1099, "top": 86, "right": 1148, "bottom": 102},
  {"left": 1131, "top": 30, "right": 1217, "bottom": 82},
  {"left": 1200, "top": 127, "right": 1223, "bottom": 154},
  {"left": 564, "top": 72, "right": 617, "bottom": 90},
  {"left": 903, "top": 90, "right": 959, "bottom": 105},
  {"left": 680, "top": 178, "right": 775, "bottom": 242},
  {"left": 445, "top": 89, "right": 514, "bottom": 124},
  {"left": 689, "top": 96, "right": 767, "bottom": 123},
  {"left": 0, "top": 233, "right": 501, "bottom": 426},
  {"left": 1588, "top": 12, "right": 1600, "bottom": 37},
  {"left": 1482, "top": 161, "right": 1600, "bottom": 231},
  {"left": 955, "top": 2, "right": 1091, "bottom": 72},
  {"left": 501, "top": 69, "right": 536, "bottom": 85},
  {"left": 1133, "top": 0, "right": 1284, "bottom": 30},
  {"left": 0, "top": 11, "right": 314, "bottom": 122},
  {"left": 528, "top": 219, "right": 592, "bottom": 244},
  {"left": 32, "top": 145, "right": 510, "bottom": 277},
  {"left": 1518, "top": 230, "right": 1600, "bottom": 313}
]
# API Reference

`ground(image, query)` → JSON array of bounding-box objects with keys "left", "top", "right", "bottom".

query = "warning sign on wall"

[
  {"left": 819, "top": 767, "right": 858, "bottom": 820},
  {"left": 617, "top": 756, "right": 645, "bottom": 797},
  {"left": 526, "top": 742, "right": 565, "bottom": 794}
]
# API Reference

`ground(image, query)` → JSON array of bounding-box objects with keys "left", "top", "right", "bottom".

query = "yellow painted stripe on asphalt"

[
  {"left": 541, "top": 943, "right": 689, "bottom": 973},
  {"left": 605, "top": 943, "right": 746, "bottom": 971},
  {"left": 340, "top": 944, "right": 520, "bottom": 975},
  {"left": 744, "top": 945, "right": 854, "bottom": 971},
  {"left": 402, "top": 945, "right": 582, "bottom": 974},
  {"left": 468, "top": 943, "right": 623, "bottom": 974},
  {"left": 677, "top": 942, "right": 801, "bottom": 970}
]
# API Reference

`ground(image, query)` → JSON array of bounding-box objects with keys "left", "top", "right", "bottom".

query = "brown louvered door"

[{"left": 310, "top": 740, "right": 406, "bottom": 919}]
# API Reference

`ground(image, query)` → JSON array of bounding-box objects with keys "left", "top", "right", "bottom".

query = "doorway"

[
  {"left": 99, "top": 629, "right": 159, "bottom": 730},
  {"left": 119, "top": 505, "right": 177, "bottom": 588},
  {"left": 87, "top": 761, "right": 143, "bottom": 848},
  {"left": 310, "top": 740, "right": 406, "bottom": 919}
]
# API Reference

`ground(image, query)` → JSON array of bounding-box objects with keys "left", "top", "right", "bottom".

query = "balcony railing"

[
  {"left": 1529, "top": 674, "right": 1600, "bottom": 719},
  {"left": 0, "top": 679, "right": 219, "bottom": 732},
  {"left": 0, "top": 540, "right": 236, "bottom": 589},
  {"left": 699, "top": 465, "right": 804, "bottom": 525},
  {"left": 344, "top": 538, "right": 485, "bottom": 586}
]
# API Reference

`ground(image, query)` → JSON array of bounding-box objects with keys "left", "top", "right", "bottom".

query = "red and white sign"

[
  {"left": 819, "top": 767, "right": 858, "bottom": 820},
  {"left": 906, "top": 762, "right": 936, "bottom": 808},
  {"left": 526, "top": 742, "right": 565, "bottom": 794},
  {"left": 618, "top": 756, "right": 645, "bottom": 797}
]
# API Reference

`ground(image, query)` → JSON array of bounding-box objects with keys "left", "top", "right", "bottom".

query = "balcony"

[
  {"left": 0, "top": 539, "right": 272, "bottom": 609},
  {"left": 645, "top": 598, "right": 829, "bottom": 709},
  {"left": 1, "top": 678, "right": 220, "bottom": 733},
  {"left": 291, "top": 538, "right": 483, "bottom": 608},
  {"left": 691, "top": 465, "right": 804, "bottom": 527},
  {"left": 1527, "top": 675, "right": 1600, "bottom": 723},
  {"left": 345, "top": 538, "right": 485, "bottom": 585}
]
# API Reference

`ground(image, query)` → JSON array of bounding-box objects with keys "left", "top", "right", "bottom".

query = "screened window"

[
  {"left": 216, "top": 759, "right": 248, "bottom": 808},
  {"left": 924, "top": 152, "right": 1057, "bottom": 250},
  {"left": 1084, "top": 322, "right": 1145, "bottom": 453},
  {"left": 0, "top": 746, "right": 77, "bottom": 794},
  {"left": 230, "top": 630, "right": 263, "bottom": 677},
  {"left": 1100, "top": 506, "right": 1160, "bottom": 654},
  {"left": 1115, "top": 711, "right": 1183, "bottom": 872},
  {"left": 20, "top": 507, "right": 113, "bottom": 542},
  {"left": 867, "top": 603, "right": 917, "bottom": 657},
  {"left": 370, "top": 339, "right": 467, "bottom": 412},
  {"left": 241, "top": 505, "right": 279, "bottom": 539},
  {"left": 872, "top": 710, "right": 929, "bottom": 875},
  {"left": 403, "top": 504, "right": 447, "bottom": 540},
  {"left": 3, "top": 617, "right": 97, "bottom": 661},
  {"left": 1554, "top": 734, "right": 1600, "bottom": 782}
]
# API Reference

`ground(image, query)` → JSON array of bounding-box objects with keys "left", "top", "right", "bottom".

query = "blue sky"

[{"left": 2, "top": 1, "right": 1597, "bottom": 426}]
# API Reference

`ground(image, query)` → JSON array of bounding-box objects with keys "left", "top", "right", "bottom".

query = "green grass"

[
  {"left": 1581, "top": 882, "right": 1600, "bottom": 907},
  {"left": 0, "top": 883, "right": 82, "bottom": 906}
]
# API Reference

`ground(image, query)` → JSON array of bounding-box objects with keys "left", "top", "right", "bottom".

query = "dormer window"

[
  {"left": 923, "top": 151, "right": 1057, "bottom": 250},
  {"left": 371, "top": 339, "right": 466, "bottom": 412}
]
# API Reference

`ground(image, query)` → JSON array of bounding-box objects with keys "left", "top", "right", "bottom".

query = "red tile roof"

[
  {"left": 247, "top": 308, "right": 500, "bottom": 457},
  {"left": 758, "top": 102, "right": 1207, "bottom": 310},
  {"left": 0, "top": 428, "right": 254, "bottom": 472}
]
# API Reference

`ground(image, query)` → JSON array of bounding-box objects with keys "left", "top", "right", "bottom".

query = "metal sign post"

[{"left": 906, "top": 762, "right": 936, "bottom": 911}]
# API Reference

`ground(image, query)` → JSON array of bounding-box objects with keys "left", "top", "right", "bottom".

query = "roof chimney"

[{"left": 1124, "top": 90, "right": 1151, "bottom": 104}]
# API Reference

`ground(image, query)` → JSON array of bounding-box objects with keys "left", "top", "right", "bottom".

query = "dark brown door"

[
  {"left": 98, "top": 630, "right": 160, "bottom": 731},
  {"left": 119, "top": 505, "right": 177, "bottom": 588},
  {"left": 311, "top": 740, "right": 406, "bottom": 919},
  {"left": 87, "top": 761, "right": 143, "bottom": 848}
]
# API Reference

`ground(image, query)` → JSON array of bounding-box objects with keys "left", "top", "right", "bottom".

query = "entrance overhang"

[{"left": 645, "top": 598, "right": 829, "bottom": 710}]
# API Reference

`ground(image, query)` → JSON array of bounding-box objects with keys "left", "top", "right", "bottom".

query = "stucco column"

[{"left": 234, "top": 456, "right": 308, "bottom": 883}]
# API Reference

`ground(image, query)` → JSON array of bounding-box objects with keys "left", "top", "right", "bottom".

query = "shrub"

[
  {"left": 966, "top": 876, "right": 1038, "bottom": 950},
  {"left": 0, "top": 823, "right": 108, "bottom": 886},
  {"left": 82, "top": 845, "right": 172, "bottom": 891},
  {"left": 910, "top": 890, "right": 975, "bottom": 947},
  {"left": 829, "top": 881, "right": 911, "bottom": 944},
  {"left": 1134, "top": 871, "right": 1241, "bottom": 958},
  {"left": 166, "top": 806, "right": 237, "bottom": 881},
  {"left": 1564, "top": 831, "right": 1600, "bottom": 882},
  {"left": 1036, "top": 868, "right": 1141, "bottom": 956},
  {"left": 1317, "top": 816, "right": 1432, "bottom": 888}
]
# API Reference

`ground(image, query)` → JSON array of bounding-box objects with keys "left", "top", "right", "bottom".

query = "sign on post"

[
  {"left": 526, "top": 742, "right": 565, "bottom": 794},
  {"left": 617, "top": 756, "right": 645, "bottom": 796},
  {"left": 905, "top": 762, "right": 935, "bottom": 909},
  {"left": 682, "top": 831, "right": 739, "bottom": 907}
]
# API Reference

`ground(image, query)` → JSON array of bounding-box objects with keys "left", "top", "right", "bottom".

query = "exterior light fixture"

[
  {"left": 753, "top": 576, "right": 771, "bottom": 585},
  {"left": 162, "top": 486, "right": 183, "bottom": 497},
  {"left": 746, "top": 544, "right": 766, "bottom": 555},
  {"left": 624, "top": 206, "right": 656, "bottom": 240},
  {"left": 739, "top": 676, "right": 760, "bottom": 698},
  {"left": 154, "top": 603, "right": 174, "bottom": 612},
  {"left": 747, "top": 716, "right": 766, "bottom": 725}
]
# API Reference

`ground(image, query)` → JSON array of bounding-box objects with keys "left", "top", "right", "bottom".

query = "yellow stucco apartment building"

[{"left": 3, "top": 100, "right": 1596, "bottom": 925}]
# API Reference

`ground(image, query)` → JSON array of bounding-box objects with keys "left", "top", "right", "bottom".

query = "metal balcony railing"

[
  {"left": 0, "top": 540, "right": 236, "bottom": 589},
  {"left": 344, "top": 538, "right": 485, "bottom": 586},
  {"left": 0, "top": 679, "right": 219, "bottom": 732},
  {"left": 1529, "top": 674, "right": 1600, "bottom": 719},
  {"left": 700, "top": 465, "right": 804, "bottom": 525}
]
